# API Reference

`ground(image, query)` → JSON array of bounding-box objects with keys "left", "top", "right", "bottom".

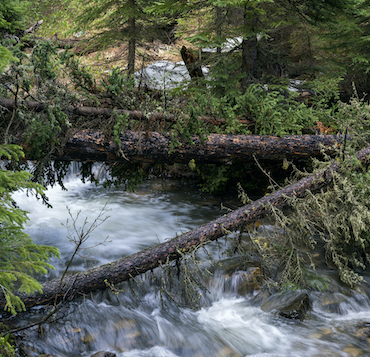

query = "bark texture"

[
  {"left": 2, "top": 145, "right": 369, "bottom": 310},
  {"left": 22, "top": 129, "right": 343, "bottom": 164},
  {"left": 180, "top": 46, "right": 204, "bottom": 78}
]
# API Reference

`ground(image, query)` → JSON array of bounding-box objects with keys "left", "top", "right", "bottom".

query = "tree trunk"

[
  {"left": 242, "top": 6, "right": 258, "bottom": 88},
  {"left": 127, "top": 0, "right": 136, "bottom": 76},
  {"left": 0, "top": 98, "right": 345, "bottom": 163},
  {"left": 180, "top": 46, "right": 204, "bottom": 79},
  {"left": 216, "top": 7, "right": 222, "bottom": 54},
  {"left": 13, "top": 129, "right": 345, "bottom": 164},
  {"left": 3, "top": 145, "right": 370, "bottom": 310}
]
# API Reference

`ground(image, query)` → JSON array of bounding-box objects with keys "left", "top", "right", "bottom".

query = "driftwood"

[
  {"left": 20, "top": 129, "right": 343, "bottom": 164},
  {"left": 2, "top": 145, "right": 369, "bottom": 310}
]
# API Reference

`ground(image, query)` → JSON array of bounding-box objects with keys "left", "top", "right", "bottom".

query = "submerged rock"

[
  {"left": 261, "top": 291, "right": 311, "bottom": 321},
  {"left": 342, "top": 347, "right": 363, "bottom": 357},
  {"left": 354, "top": 322, "right": 370, "bottom": 342},
  {"left": 90, "top": 352, "right": 117, "bottom": 357}
]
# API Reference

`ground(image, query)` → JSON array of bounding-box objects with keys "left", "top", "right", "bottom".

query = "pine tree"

[
  {"left": 73, "top": 0, "right": 169, "bottom": 76},
  {"left": 313, "top": 0, "right": 370, "bottom": 98},
  {"left": 0, "top": 0, "right": 26, "bottom": 71},
  {"left": 0, "top": 145, "right": 60, "bottom": 315}
]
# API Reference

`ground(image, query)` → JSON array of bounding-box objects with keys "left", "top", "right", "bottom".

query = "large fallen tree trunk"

[
  {"left": 22, "top": 129, "right": 343, "bottom": 164},
  {"left": 0, "top": 98, "right": 344, "bottom": 163},
  {"left": 2, "top": 145, "right": 370, "bottom": 310}
]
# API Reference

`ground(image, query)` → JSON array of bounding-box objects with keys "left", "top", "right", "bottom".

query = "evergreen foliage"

[
  {"left": 0, "top": 0, "right": 370, "bottom": 326},
  {"left": 236, "top": 94, "right": 370, "bottom": 289},
  {"left": 0, "top": 0, "right": 26, "bottom": 71},
  {"left": 72, "top": 0, "right": 170, "bottom": 75},
  {"left": 0, "top": 144, "right": 60, "bottom": 315},
  {"left": 0, "top": 0, "right": 25, "bottom": 33}
]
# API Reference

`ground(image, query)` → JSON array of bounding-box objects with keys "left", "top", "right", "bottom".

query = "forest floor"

[{"left": 77, "top": 37, "right": 189, "bottom": 76}]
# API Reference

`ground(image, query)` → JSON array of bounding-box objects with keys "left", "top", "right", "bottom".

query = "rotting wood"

[
  {"left": 1, "top": 145, "right": 370, "bottom": 310},
  {"left": 180, "top": 45, "right": 204, "bottom": 79},
  {"left": 16, "top": 129, "right": 344, "bottom": 164}
]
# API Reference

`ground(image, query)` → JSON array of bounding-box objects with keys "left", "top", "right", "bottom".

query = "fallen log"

[
  {"left": 24, "top": 129, "right": 343, "bottom": 164},
  {"left": 0, "top": 96, "right": 344, "bottom": 162},
  {"left": 2, "top": 145, "right": 370, "bottom": 310},
  {"left": 25, "top": 20, "right": 44, "bottom": 34},
  {"left": 0, "top": 97, "right": 250, "bottom": 126}
]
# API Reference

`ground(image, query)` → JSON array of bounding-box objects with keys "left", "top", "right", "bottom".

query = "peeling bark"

[{"left": 2, "top": 145, "right": 370, "bottom": 310}]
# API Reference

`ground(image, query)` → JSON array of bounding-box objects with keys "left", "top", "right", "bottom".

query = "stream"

[{"left": 7, "top": 163, "right": 370, "bottom": 357}]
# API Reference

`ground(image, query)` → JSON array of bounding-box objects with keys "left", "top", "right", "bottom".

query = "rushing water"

[{"left": 8, "top": 163, "right": 370, "bottom": 357}]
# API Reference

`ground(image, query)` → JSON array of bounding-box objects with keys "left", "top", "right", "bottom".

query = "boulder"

[
  {"left": 261, "top": 291, "right": 311, "bottom": 321},
  {"left": 91, "top": 352, "right": 117, "bottom": 357}
]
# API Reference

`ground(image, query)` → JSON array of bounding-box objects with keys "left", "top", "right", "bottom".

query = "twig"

[{"left": 253, "top": 154, "right": 281, "bottom": 189}]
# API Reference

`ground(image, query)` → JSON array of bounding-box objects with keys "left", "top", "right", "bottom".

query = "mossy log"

[
  {"left": 1, "top": 145, "right": 370, "bottom": 310},
  {"left": 21, "top": 129, "right": 343, "bottom": 164}
]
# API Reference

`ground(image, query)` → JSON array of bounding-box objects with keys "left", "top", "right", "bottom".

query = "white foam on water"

[{"left": 118, "top": 346, "right": 179, "bottom": 357}]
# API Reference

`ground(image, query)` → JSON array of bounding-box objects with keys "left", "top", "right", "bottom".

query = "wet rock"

[
  {"left": 234, "top": 267, "right": 262, "bottom": 295},
  {"left": 91, "top": 352, "right": 117, "bottom": 357},
  {"left": 214, "top": 257, "right": 258, "bottom": 275},
  {"left": 249, "top": 288, "right": 272, "bottom": 306},
  {"left": 261, "top": 291, "right": 311, "bottom": 321},
  {"left": 342, "top": 346, "right": 363, "bottom": 357},
  {"left": 278, "top": 293, "right": 311, "bottom": 320},
  {"left": 213, "top": 345, "right": 244, "bottom": 357},
  {"left": 354, "top": 322, "right": 370, "bottom": 342}
]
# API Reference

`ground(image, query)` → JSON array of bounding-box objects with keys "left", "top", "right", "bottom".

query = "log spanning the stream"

[
  {"left": 58, "top": 130, "right": 344, "bottom": 164},
  {"left": 1, "top": 145, "right": 370, "bottom": 310},
  {"left": 0, "top": 97, "right": 345, "bottom": 163},
  {"left": 13, "top": 128, "right": 344, "bottom": 164}
]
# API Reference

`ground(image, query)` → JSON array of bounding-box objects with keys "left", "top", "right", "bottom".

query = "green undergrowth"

[
  {"left": 0, "top": 144, "right": 60, "bottom": 315},
  {"left": 0, "top": 38, "right": 340, "bottom": 192},
  {"left": 232, "top": 94, "right": 370, "bottom": 289}
]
